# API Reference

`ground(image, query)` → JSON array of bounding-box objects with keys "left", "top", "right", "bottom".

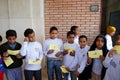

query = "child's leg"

[
  {"left": 91, "top": 72, "right": 101, "bottom": 80},
  {"left": 6, "top": 69, "right": 15, "bottom": 80},
  {"left": 70, "top": 71, "right": 77, "bottom": 80},
  {"left": 34, "top": 69, "right": 42, "bottom": 80},
  {"left": 24, "top": 70, "right": 34, "bottom": 80},
  {"left": 54, "top": 60, "right": 62, "bottom": 80},
  {"left": 63, "top": 73, "right": 69, "bottom": 80},
  {"left": 47, "top": 59, "right": 54, "bottom": 80},
  {"left": 15, "top": 67, "right": 22, "bottom": 80}
]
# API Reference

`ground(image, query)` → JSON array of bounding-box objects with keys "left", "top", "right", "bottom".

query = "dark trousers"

[{"left": 24, "top": 69, "right": 42, "bottom": 80}]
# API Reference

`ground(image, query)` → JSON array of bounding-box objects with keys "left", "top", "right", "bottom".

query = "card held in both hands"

[{"left": 88, "top": 50, "right": 103, "bottom": 58}]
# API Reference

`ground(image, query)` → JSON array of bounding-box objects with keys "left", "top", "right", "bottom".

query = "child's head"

[
  {"left": 24, "top": 28, "right": 35, "bottom": 42},
  {"left": 79, "top": 35, "right": 87, "bottom": 48},
  {"left": 6, "top": 29, "right": 17, "bottom": 44},
  {"left": 70, "top": 26, "right": 79, "bottom": 36},
  {"left": 115, "top": 33, "right": 120, "bottom": 45},
  {"left": 106, "top": 26, "right": 116, "bottom": 36},
  {"left": 67, "top": 31, "right": 75, "bottom": 43},
  {"left": 49, "top": 26, "right": 58, "bottom": 39},
  {"left": 0, "top": 35, "right": 2, "bottom": 45},
  {"left": 93, "top": 35, "right": 107, "bottom": 50}
]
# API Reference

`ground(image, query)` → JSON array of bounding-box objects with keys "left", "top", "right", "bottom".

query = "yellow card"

[
  {"left": 113, "top": 45, "right": 120, "bottom": 54},
  {"left": 60, "top": 66, "right": 69, "bottom": 73},
  {"left": 28, "top": 59, "right": 41, "bottom": 64},
  {"left": 88, "top": 50, "right": 103, "bottom": 58},
  {"left": 4, "top": 56, "right": 14, "bottom": 67},
  {"left": 7, "top": 50, "right": 20, "bottom": 55},
  {"left": 65, "top": 46, "right": 74, "bottom": 53},
  {"left": 49, "top": 44, "right": 60, "bottom": 51}
]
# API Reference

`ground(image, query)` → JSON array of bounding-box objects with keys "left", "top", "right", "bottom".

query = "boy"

[
  {"left": 20, "top": 28, "right": 43, "bottom": 80},
  {"left": 63, "top": 31, "right": 78, "bottom": 80},
  {"left": 66, "top": 35, "right": 90, "bottom": 80},
  {"left": 43, "top": 26, "right": 63, "bottom": 80},
  {"left": 103, "top": 33, "right": 120, "bottom": 80},
  {"left": 0, "top": 30, "right": 23, "bottom": 80},
  {"left": 105, "top": 26, "right": 116, "bottom": 50},
  {"left": 70, "top": 26, "right": 80, "bottom": 44},
  {"left": 0, "top": 35, "right": 4, "bottom": 80}
]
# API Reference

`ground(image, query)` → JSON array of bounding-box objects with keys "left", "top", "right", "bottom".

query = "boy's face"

[
  {"left": 79, "top": 38, "right": 87, "bottom": 48},
  {"left": 74, "top": 28, "right": 79, "bottom": 35},
  {"left": 7, "top": 36, "right": 16, "bottom": 44},
  {"left": 67, "top": 34, "right": 75, "bottom": 43},
  {"left": 50, "top": 30, "right": 58, "bottom": 39},
  {"left": 110, "top": 31, "right": 115, "bottom": 36},
  {"left": 96, "top": 37, "right": 104, "bottom": 49},
  {"left": 116, "top": 35, "right": 120, "bottom": 45},
  {"left": 27, "top": 32, "right": 35, "bottom": 42}
]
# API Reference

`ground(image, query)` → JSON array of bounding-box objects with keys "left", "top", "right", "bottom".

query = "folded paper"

[
  {"left": 65, "top": 46, "right": 74, "bottom": 53},
  {"left": 113, "top": 45, "right": 120, "bottom": 54},
  {"left": 7, "top": 50, "right": 20, "bottom": 55},
  {"left": 60, "top": 66, "right": 69, "bottom": 73},
  {"left": 28, "top": 59, "right": 41, "bottom": 64},
  {"left": 88, "top": 50, "right": 103, "bottom": 58},
  {"left": 4, "top": 56, "right": 14, "bottom": 67},
  {"left": 49, "top": 44, "right": 60, "bottom": 51}
]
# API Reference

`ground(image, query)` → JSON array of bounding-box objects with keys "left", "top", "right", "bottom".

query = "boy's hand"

[
  {"left": 99, "top": 55, "right": 105, "bottom": 61},
  {"left": 63, "top": 50, "right": 68, "bottom": 55},
  {"left": 55, "top": 51, "right": 62, "bottom": 57},
  {"left": 108, "top": 49, "right": 116, "bottom": 57},
  {"left": 87, "top": 57, "right": 92, "bottom": 64},
  {"left": 74, "top": 71, "right": 80, "bottom": 77},
  {"left": 16, "top": 54, "right": 23, "bottom": 59},
  {"left": 70, "top": 50, "right": 75, "bottom": 56},
  {"left": 24, "top": 37, "right": 29, "bottom": 42},
  {"left": 3, "top": 52, "right": 9, "bottom": 57},
  {"left": 65, "top": 67, "right": 70, "bottom": 71},
  {"left": 47, "top": 49, "right": 54, "bottom": 54}
]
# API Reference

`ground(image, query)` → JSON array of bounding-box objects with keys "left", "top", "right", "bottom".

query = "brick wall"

[{"left": 45, "top": 0, "right": 102, "bottom": 45}]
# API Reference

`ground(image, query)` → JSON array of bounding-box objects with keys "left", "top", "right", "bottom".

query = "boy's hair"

[
  {"left": 49, "top": 26, "right": 58, "bottom": 33},
  {"left": 106, "top": 26, "right": 116, "bottom": 34},
  {"left": 70, "top": 26, "right": 78, "bottom": 32},
  {"left": 79, "top": 35, "right": 87, "bottom": 41},
  {"left": 6, "top": 29, "right": 17, "bottom": 38},
  {"left": 67, "top": 31, "right": 75, "bottom": 37},
  {"left": 115, "top": 32, "right": 120, "bottom": 40},
  {"left": 0, "top": 35, "right": 2, "bottom": 42},
  {"left": 24, "top": 28, "right": 34, "bottom": 37}
]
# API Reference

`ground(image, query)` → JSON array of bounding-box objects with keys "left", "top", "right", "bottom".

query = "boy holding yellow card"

[
  {"left": 103, "top": 33, "right": 120, "bottom": 80},
  {"left": 43, "top": 26, "right": 63, "bottom": 80},
  {"left": 62, "top": 31, "right": 79, "bottom": 80},
  {"left": 20, "top": 28, "right": 43, "bottom": 80},
  {"left": 0, "top": 30, "right": 23, "bottom": 80}
]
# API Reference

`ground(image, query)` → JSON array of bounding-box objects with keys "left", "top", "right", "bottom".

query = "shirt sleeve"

[
  {"left": 43, "top": 41, "right": 49, "bottom": 56},
  {"left": 77, "top": 53, "right": 87, "bottom": 73},
  {"left": 38, "top": 44, "right": 43, "bottom": 61},
  {"left": 20, "top": 42, "right": 28, "bottom": 56},
  {"left": 103, "top": 52, "right": 113, "bottom": 68}
]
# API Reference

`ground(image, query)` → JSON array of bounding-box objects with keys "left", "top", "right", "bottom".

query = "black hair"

[
  {"left": 79, "top": 35, "right": 87, "bottom": 41},
  {"left": 0, "top": 35, "right": 2, "bottom": 42},
  {"left": 70, "top": 26, "right": 78, "bottom": 32},
  {"left": 67, "top": 31, "right": 75, "bottom": 37},
  {"left": 89, "top": 34, "right": 108, "bottom": 56},
  {"left": 6, "top": 29, "right": 17, "bottom": 38},
  {"left": 24, "top": 28, "right": 34, "bottom": 37},
  {"left": 49, "top": 26, "right": 58, "bottom": 33},
  {"left": 115, "top": 32, "right": 120, "bottom": 41}
]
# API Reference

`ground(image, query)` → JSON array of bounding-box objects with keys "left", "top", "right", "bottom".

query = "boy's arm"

[
  {"left": 20, "top": 42, "right": 28, "bottom": 56},
  {"left": 38, "top": 44, "right": 43, "bottom": 61},
  {"left": 43, "top": 41, "right": 49, "bottom": 56}
]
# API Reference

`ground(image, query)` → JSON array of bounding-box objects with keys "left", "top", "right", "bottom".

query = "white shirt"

[
  {"left": 92, "top": 49, "right": 103, "bottom": 75},
  {"left": 69, "top": 45, "right": 90, "bottom": 73},
  {"left": 43, "top": 38, "right": 63, "bottom": 58},
  {"left": 74, "top": 35, "right": 79, "bottom": 45},
  {"left": 103, "top": 53, "right": 120, "bottom": 80},
  {"left": 63, "top": 42, "right": 79, "bottom": 71},
  {"left": 105, "top": 34, "right": 113, "bottom": 50},
  {"left": 20, "top": 41, "right": 43, "bottom": 70}
]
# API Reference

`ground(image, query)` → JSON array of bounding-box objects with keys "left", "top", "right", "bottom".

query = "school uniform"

[
  {"left": 103, "top": 53, "right": 120, "bottom": 80},
  {"left": 63, "top": 42, "right": 79, "bottom": 80},
  {"left": 43, "top": 38, "right": 63, "bottom": 80},
  {"left": 74, "top": 35, "right": 79, "bottom": 45},
  {"left": 20, "top": 41, "right": 43, "bottom": 80},
  {"left": 69, "top": 45, "right": 90, "bottom": 80}
]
